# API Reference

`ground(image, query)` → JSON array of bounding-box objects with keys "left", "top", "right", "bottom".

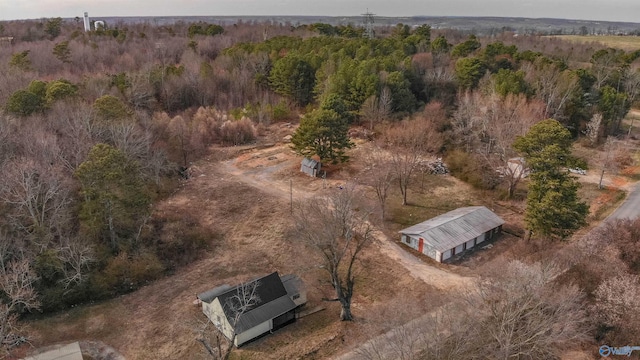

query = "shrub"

[
  {"left": 218, "top": 118, "right": 257, "bottom": 146},
  {"left": 5, "top": 89, "right": 44, "bottom": 116},
  {"left": 27, "top": 80, "right": 47, "bottom": 99},
  {"left": 94, "top": 252, "right": 164, "bottom": 296},
  {"left": 93, "top": 95, "right": 132, "bottom": 122},
  {"left": 153, "top": 219, "right": 212, "bottom": 269},
  {"left": 446, "top": 150, "right": 499, "bottom": 190},
  {"left": 9, "top": 50, "right": 31, "bottom": 71},
  {"left": 45, "top": 80, "right": 78, "bottom": 104},
  {"left": 270, "top": 101, "right": 292, "bottom": 121}
]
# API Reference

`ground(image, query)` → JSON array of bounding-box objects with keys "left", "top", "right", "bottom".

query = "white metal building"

[{"left": 399, "top": 206, "right": 504, "bottom": 262}]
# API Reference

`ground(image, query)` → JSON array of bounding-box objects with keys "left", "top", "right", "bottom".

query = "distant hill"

[{"left": 79, "top": 15, "right": 640, "bottom": 35}]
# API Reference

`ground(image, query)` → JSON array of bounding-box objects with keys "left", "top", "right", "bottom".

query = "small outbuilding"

[
  {"left": 507, "top": 157, "right": 528, "bottom": 178},
  {"left": 300, "top": 157, "right": 321, "bottom": 177},
  {"left": 0, "top": 36, "right": 14, "bottom": 46},
  {"left": 197, "top": 272, "right": 306, "bottom": 346},
  {"left": 399, "top": 206, "right": 504, "bottom": 262}
]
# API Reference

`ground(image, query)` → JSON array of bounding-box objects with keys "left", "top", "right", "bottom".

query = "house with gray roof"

[
  {"left": 399, "top": 206, "right": 504, "bottom": 262},
  {"left": 197, "top": 272, "right": 306, "bottom": 346}
]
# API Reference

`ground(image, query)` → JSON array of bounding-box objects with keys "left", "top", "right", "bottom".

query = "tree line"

[{"left": 1, "top": 16, "right": 639, "bottom": 351}]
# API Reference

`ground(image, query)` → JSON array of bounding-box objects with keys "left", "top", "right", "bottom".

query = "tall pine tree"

[
  {"left": 291, "top": 109, "right": 353, "bottom": 164},
  {"left": 514, "top": 119, "right": 588, "bottom": 238},
  {"left": 75, "top": 144, "right": 151, "bottom": 252}
]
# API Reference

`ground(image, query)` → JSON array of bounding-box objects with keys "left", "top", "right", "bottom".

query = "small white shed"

[
  {"left": 300, "top": 158, "right": 321, "bottom": 177},
  {"left": 399, "top": 206, "right": 504, "bottom": 262}
]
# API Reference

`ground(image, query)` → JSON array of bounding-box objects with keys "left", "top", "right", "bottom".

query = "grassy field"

[{"left": 551, "top": 35, "right": 640, "bottom": 50}]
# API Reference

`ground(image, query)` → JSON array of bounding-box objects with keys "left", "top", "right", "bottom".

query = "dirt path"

[
  {"left": 218, "top": 144, "right": 473, "bottom": 292},
  {"left": 219, "top": 157, "right": 310, "bottom": 200},
  {"left": 370, "top": 228, "right": 473, "bottom": 291},
  {"left": 575, "top": 169, "right": 634, "bottom": 191},
  {"left": 215, "top": 144, "right": 476, "bottom": 359}
]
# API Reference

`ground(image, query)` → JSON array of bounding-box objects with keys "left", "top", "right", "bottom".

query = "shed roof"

[
  {"left": 301, "top": 157, "right": 320, "bottom": 169},
  {"left": 399, "top": 206, "right": 504, "bottom": 252},
  {"left": 200, "top": 272, "right": 298, "bottom": 333},
  {"left": 281, "top": 274, "right": 303, "bottom": 298}
]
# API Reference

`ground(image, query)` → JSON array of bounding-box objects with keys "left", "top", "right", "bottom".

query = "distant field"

[{"left": 552, "top": 35, "right": 640, "bottom": 50}]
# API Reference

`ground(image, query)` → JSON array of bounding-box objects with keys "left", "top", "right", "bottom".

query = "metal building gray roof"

[{"left": 399, "top": 206, "right": 504, "bottom": 252}]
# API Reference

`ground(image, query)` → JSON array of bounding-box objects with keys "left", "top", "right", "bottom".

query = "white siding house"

[
  {"left": 399, "top": 206, "right": 504, "bottom": 262},
  {"left": 197, "top": 272, "right": 306, "bottom": 346}
]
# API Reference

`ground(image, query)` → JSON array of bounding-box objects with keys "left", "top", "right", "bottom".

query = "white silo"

[
  {"left": 83, "top": 12, "right": 90, "bottom": 32},
  {"left": 94, "top": 21, "right": 105, "bottom": 30}
]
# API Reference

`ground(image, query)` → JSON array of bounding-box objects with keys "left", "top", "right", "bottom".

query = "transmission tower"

[{"left": 362, "top": 9, "right": 375, "bottom": 39}]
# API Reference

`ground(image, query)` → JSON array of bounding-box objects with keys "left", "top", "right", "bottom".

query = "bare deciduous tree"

[
  {"left": 361, "top": 87, "right": 392, "bottom": 130},
  {"left": 58, "top": 238, "right": 94, "bottom": 290},
  {"left": 467, "top": 260, "right": 588, "bottom": 360},
  {"left": 107, "top": 121, "right": 171, "bottom": 184},
  {"left": 356, "top": 261, "right": 587, "bottom": 360},
  {"left": 294, "top": 187, "right": 372, "bottom": 321},
  {"left": 526, "top": 61, "right": 578, "bottom": 121},
  {"left": 356, "top": 312, "right": 427, "bottom": 360},
  {"left": 452, "top": 92, "right": 543, "bottom": 198},
  {"left": 355, "top": 295, "right": 459, "bottom": 360},
  {"left": 364, "top": 149, "right": 395, "bottom": 221},
  {"left": 0, "top": 258, "right": 40, "bottom": 352},
  {"left": 598, "top": 136, "right": 620, "bottom": 189},
  {"left": 109, "top": 122, "right": 152, "bottom": 163},
  {"left": 0, "top": 158, "right": 72, "bottom": 248},
  {"left": 385, "top": 107, "right": 443, "bottom": 205},
  {"left": 48, "top": 102, "right": 96, "bottom": 171},
  {"left": 594, "top": 275, "right": 640, "bottom": 344}
]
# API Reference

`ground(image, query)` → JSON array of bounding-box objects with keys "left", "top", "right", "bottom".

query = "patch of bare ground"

[
  {"left": 25, "top": 143, "right": 436, "bottom": 360},
  {"left": 219, "top": 140, "right": 476, "bottom": 291}
]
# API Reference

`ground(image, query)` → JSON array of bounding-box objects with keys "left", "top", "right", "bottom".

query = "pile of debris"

[{"left": 421, "top": 158, "right": 449, "bottom": 175}]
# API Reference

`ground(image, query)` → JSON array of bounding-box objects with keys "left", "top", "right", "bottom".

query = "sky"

[{"left": 2, "top": 0, "right": 640, "bottom": 23}]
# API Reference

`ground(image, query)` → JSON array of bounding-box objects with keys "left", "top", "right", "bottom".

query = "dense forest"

[{"left": 1, "top": 16, "right": 640, "bottom": 353}]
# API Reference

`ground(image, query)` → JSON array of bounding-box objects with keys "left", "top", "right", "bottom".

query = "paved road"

[{"left": 608, "top": 184, "right": 640, "bottom": 220}]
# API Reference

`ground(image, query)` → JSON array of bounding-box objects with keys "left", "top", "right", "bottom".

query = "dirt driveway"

[{"left": 217, "top": 143, "right": 473, "bottom": 292}]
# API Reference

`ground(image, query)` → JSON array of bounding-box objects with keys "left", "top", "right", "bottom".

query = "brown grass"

[
  {"left": 24, "top": 143, "right": 435, "bottom": 360},
  {"left": 24, "top": 124, "right": 632, "bottom": 359},
  {"left": 550, "top": 35, "right": 640, "bottom": 51},
  {"left": 385, "top": 174, "right": 474, "bottom": 231}
]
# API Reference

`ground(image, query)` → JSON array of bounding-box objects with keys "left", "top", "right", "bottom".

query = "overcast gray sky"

[{"left": 1, "top": 0, "right": 640, "bottom": 23}]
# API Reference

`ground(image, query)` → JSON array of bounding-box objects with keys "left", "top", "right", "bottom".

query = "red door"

[{"left": 418, "top": 238, "right": 424, "bottom": 253}]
